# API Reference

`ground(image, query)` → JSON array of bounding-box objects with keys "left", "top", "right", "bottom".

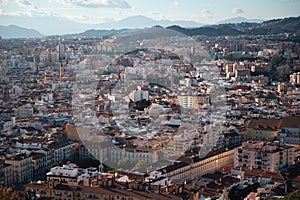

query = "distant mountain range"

[
  {"left": 215, "top": 17, "right": 264, "bottom": 24},
  {"left": 0, "top": 25, "right": 44, "bottom": 38},
  {"left": 0, "top": 14, "right": 204, "bottom": 36},
  {"left": 167, "top": 16, "right": 300, "bottom": 37},
  {"left": 0, "top": 15, "right": 299, "bottom": 39}
]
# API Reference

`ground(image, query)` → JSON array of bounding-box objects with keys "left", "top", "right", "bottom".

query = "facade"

[
  {"left": 246, "top": 118, "right": 282, "bottom": 141},
  {"left": 15, "top": 104, "right": 34, "bottom": 119},
  {"left": 234, "top": 141, "right": 295, "bottom": 172},
  {"left": 31, "top": 152, "right": 48, "bottom": 177},
  {"left": 278, "top": 117, "right": 300, "bottom": 144},
  {"left": 130, "top": 89, "right": 149, "bottom": 102},
  {"left": 52, "top": 142, "right": 74, "bottom": 163},
  {"left": 177, "top": 95, "right": 209, "bottom": 109},
  {"left": 290, "top": 72, "right": 300, "bottom": 84},
  {"left": 0, "top": 160, "right": 13, "bottom": 187},
  {"left": 5, "top": 154, "right": 33, "bottom": 184},
  {"left": 157, "top": 149, "right": 234, "bottom": 181},
  {"left": 190, "top": 149, "right": 234, "bottom": 179}
]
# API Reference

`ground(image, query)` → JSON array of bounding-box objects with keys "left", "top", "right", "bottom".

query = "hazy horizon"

[{"left": 0, "top": 0, "right": 299, "bottom": 35}]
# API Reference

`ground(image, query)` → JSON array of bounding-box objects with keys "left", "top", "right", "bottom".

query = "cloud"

[
  {"left": 16, "top": 0, "right": 32, "bottom": 6},
  {"left": 0, "top": 0, "right": 8, "bottom": 4},
  {"left": 200, "top": 10, "right": 212, "bottom": 19},
  {"left": 232, "top": 8, "right": 244, "bottom": 14},
  {"left": 174, "top": 2, "right": 179, "bottom": 6},
  {"left": 0, "top": 9, "right": 5, "bottom": 15},
  {"left": 52, "top": 0, "right": 131, "bottom": 8},
  {"left": 201, "top": 10, "right": 210, "bottom": 14}
]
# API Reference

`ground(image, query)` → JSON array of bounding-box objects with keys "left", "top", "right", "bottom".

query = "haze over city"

[{"left": 0, "top": 0, "right": 300, "bottom": 35}]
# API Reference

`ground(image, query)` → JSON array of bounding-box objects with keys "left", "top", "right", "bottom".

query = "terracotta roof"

[
  {"left": 281, "top": 117, "right": 300, "bottom": 128},
  {"left": 293, "top": 176, "right": 300, "bottom": 183},
  {"left": 52, "top": 184, "right": 181, "bottom": 200},
  {"left": 247, "top": 118, "right": 282, "bottom": 130},
  {"left": 245, "top": 169, "right": 285, "bottom": 181}
]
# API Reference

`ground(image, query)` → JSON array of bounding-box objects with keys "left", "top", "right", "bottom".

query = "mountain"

[
  {"left": 167, "top": 16, "right": 300, "bottom": 37},
  {"left": 89, "top": 15, "right": 203, "bottom": 30},
  {"left": 64, "top": 29, "right": 129, "bottom": 37},
  {"left": 0, "top": 14, "right": 203, "bottom": 36},
  {"left": 166, "top": 24, "right": 243, "bottom": 37},
  {"left": 216, "top": 17, "right": 264, "bottom": 25},
  {"left": 0, "top": 15, "right": 93, "bottom": 35},
  {"left": 0, "top": 25, "right": 44, "bottom": 39}
]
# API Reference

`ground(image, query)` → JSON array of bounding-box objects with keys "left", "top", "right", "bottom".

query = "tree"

[
  {"left": 135, "top": 99, "right": 151, "bottom": 111},
  {"left": 271, "top": 55, "right": 284, "bottom": 66},
  {"left": 107, "top": 169, "right": 126, "bottom": 175},
  {"left": 77, "top": 157, "right": 100, "bottom": 169},
  {"left": 131, "top": 160, "right": 146, "bottom": 171},
  {"left": 283, "top": 190, "right": 300, "bottom": 200},
  {"left": 51, "top": 161, "right": 64, "bottom": 168},
  {"left": 0, "top": 187, "right": 18, "bottom": 200},
  {"left": 117, "top": 158, "right": 131, "bottom": 169}
]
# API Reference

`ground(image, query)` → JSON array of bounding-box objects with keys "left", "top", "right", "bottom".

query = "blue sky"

[{"left": 0, "top": 0, "right": 299, "bottom": 24}]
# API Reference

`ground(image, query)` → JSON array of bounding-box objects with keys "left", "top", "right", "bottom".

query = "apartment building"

[
  {"left": 234, "top": 141, "right": 294, "bottom": 172},
  {"left": 5, "top": 154, "right": 33, "bottom": 184},
  {"left": 0, "top": 159, "right": 13, "bottom": 187},
  {"left": 177, "top": 94, "right": 209, "bottom": 109}
]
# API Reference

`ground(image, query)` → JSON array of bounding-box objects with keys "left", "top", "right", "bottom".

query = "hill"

[{"left": 0, "top": 25, "right": 44, "bottom": 39}]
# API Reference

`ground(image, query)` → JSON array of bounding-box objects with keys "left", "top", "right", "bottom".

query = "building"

[
  {"left": 234, "top": 141, "right": 295, "bottom": 172},
  {"left": 51, "top": 142, "right": 74, "bottom": 163},
  {"left": 30, "top": 152, "right": 48, "bottom": 177},
  {"left": 246, "top": 118, "right": 282, "bottom": 141},
  {"left": 156, "top": 149, "right": 234, "bottom": 181},
  {"left": 15, "top": 104, "right": 34, "bottom": 119},
  {"left": 26, "top": 164, "right": 189, "bottom": 200},
  {"left": 130, "top": 89, "right": 149, "bottom": 102},
  {"left": 177, "top": 95, "right": 209, "bottom": 109},
  {"left": 278, "top": 117, "right": 300, "bottom": 144},
  {"left": 5, "top": 154, "right": 33, "bottom": 184},
  {"left": 0, "top": 159, "right": 13, "bottom": 187},
  {"left": 290, "top": 72, "right": 300, "bottom": 84}
]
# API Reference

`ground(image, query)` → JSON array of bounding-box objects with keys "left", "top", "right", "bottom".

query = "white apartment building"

[
  {"left": 178, "top": 95, "right": 209, "bottom": 109},
  {"left": 130, "top": 89, "right": 149, "bottom": 102}
]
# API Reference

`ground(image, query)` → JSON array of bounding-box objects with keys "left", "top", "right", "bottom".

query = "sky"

[{"left": 0, "top": 0, "right": 299, "bottom": 25}]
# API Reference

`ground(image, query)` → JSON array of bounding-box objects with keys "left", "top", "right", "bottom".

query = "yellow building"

[{"left": 246, "top": 118, "right": 282, "bottom": 141}]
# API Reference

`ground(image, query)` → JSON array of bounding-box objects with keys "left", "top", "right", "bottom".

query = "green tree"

[
  {"left": 51, "top": 161, "right": 64, "bottom": 168},
  {"left": 131, "top": 160, "right": 146, "bottom": 171},
  {"left": 135, "top": 99, "right": 151, "bottom": 111},
  {"left": 271, "top": 55, "right": 284, "bottom": 66},
  {"left": 0, "top": 187, "right": 17, "bottom": 200},
  {"left": 283, "top": 190, "right": 300, "bottom": 200},
  {"left": 117, "top": 158, "right": 130, "bottom": 169},
  {"left": 107, "top": 169, "right": 127, "bottom": 175}
]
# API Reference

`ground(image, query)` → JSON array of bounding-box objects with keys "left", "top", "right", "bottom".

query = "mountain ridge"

[
  {"left": 1, "top": 16, "right": 299, "bottom": 39},
  {"left": 0, "top": 25, "right": 44, "bottom": 39}
]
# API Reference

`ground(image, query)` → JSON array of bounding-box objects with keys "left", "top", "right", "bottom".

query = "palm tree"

[{"left": 0, "top": 187, "right": 18, "bottom": 200}]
